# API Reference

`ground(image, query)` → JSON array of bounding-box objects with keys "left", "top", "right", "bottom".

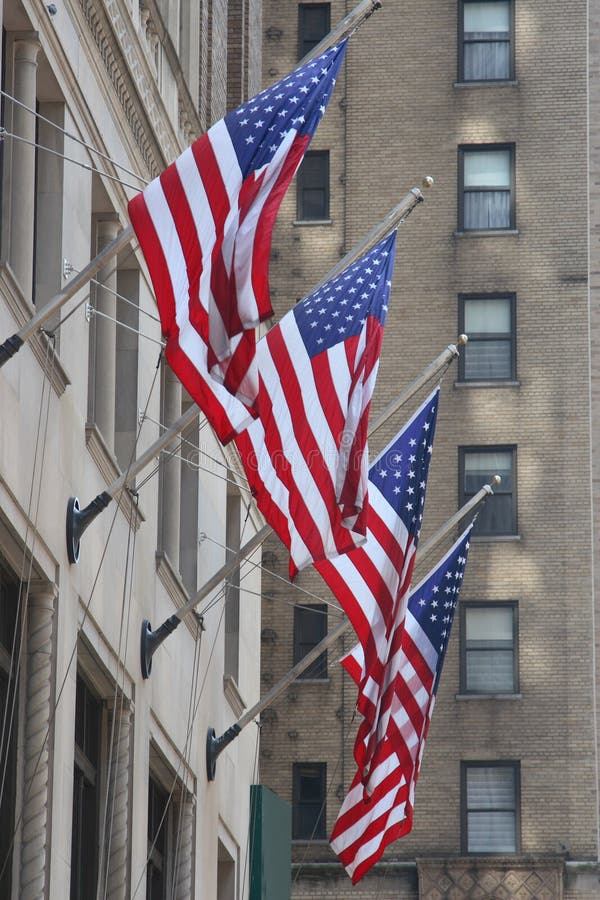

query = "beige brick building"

[{"left": 259, "top": 2, "right": 600, "bottom": 897}]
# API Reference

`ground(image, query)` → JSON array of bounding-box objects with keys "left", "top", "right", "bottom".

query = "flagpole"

[
  {"left": 138, "top": 331, "right": 465, "bottom": 677},
  {"left": 298, "top": 0, "right": 383, "bottom": 66},
  {"left": 314, "top": 181, "right": 431, "bottom": 289},
  {"left": 368, "top": 334, "right": 468, "bottom": 437},
  {"left": 66, "top": 403, "right": 199, "bottom": 564},
  {"left": 0, "top": 225, "right": 134, "bottom": 367},
  {"left": 205, "top": 479, "right": 499, "bottom": 780}
]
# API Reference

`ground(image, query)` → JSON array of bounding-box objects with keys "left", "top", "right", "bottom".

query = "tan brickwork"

[{"left": 260, "top": 1, "right": 599, "bottom": 897}]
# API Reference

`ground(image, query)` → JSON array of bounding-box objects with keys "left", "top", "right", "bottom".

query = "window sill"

[
  {"left": 454, "top": 380, "right": 520, "bottom": 389},
  {"left": 456, "top": 692, "right": 522, "bottom": 701},
  {"left": 454, "top": 80, "right": 519, "bottom": 89},
  {"left": 296, "top": 678, "right": 330, "bottom": 685},
  {"left": 293, "top": 219, "right": 333, "bottom": 227},
  {"left": 454, "top": 229, "right": 519, "bottom": 238},
  {"left": 471, "top": 534, "right": 521, "bottom": 543},
  {"left": 223, "top": 674, "right": 246, "bottom": 717}
]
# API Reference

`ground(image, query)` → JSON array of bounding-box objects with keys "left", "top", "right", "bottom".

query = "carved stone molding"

[
  {"left": 105, "top": 699, "right": 132, "bottom": 900},
  {"left": 417, "top": 856, "right": 564, "bottom": 900},
  {"left": 76, "top": 0, "right": 175, "bottom": 176},
  {"left": 20, "top": 581, "right": 57, "bottom": 899}
]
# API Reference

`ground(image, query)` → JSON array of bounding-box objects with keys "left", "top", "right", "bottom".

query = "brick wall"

[{"left": 259, "top": 1, "right": 597, "bottom": 896}]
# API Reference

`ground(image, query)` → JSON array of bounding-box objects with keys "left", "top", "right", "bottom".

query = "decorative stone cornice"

[
  {"left": 76, "top": 0, "right": 176, "bottom": 176},
  {"left": 416, "top": 855, "right": 565, "bottom": 899}
]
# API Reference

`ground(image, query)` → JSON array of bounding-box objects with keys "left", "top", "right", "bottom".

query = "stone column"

[
  {"left": 94, "top": 218, "right": 119, "bottom": 450},
  {"left": 105, "top": 699, "right": 132, "bottom": 900},
  {"left": 160, "top": 364, "right": 181, "bottom": 568},
  {"left": 9, "top": 34, "right": 40, "bottom": 300},
  {"left": 174, "top": 793, "right": 195, "bottom": 899},
  {"left": 20, "top": 581, "right": 56, "bottom": 900}
]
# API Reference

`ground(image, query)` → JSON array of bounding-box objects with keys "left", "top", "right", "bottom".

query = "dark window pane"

[
  {"left": 464, "top": 340, "right": 512, "bottom": 380},
  {"left": 147, "top": 776, "right": 169, "bottom": 900},
  {"left": 464, "top": 763, "right": 518, "bottom": 853},
  {"left": 298, "top": 4, "right": 331, "bottom": 59},
  {"left": 461, "top": 448, "right": 516, "bottom": 536},
  {"left": 461, "top": 1, "right": 512, "bottom": 81},
  {"left": 467, "top": 811, "right": 516, "bottom": 852},
  {"left": 464, "top": 190, "right": 510, "bottom": 229},
  {"left": 473, "top": 493, "right": 512, "bottom": 535},
  {"left": 464, "top": 40, "right": 510, "bottom": 80},
  {"left": 466, "top": 648, "right": 514, "bottom": 691},
  {"left": 71, "top": 675, "right": 101, "bottom": 900},
  {"left": 293, "top": 763, "right": 326, "bottom": 839},
  {"left": 297, "top": 151, "right": 329, "bottom": 221},
  {"left": 294, "top": 605, "right": 327, "bottom": 679}
]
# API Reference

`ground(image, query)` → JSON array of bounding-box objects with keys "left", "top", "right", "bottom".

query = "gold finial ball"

[
  {"left": 423, "top": 175, "right": 434, "bottom": 189},
  {"left": 492, "top": 474, "right": 502, "bottom": 485},
  {"left": 458, "top": 333, "right": 468, "bottom": 345}
]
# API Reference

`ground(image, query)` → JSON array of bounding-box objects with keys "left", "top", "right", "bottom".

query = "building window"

[
  {"left": 458, "top": 293, "right": 516, "bottom": 381},
  {"left": 459, "top": 446, "right": 517, "bottom": 536},
  {"left": 0, "top": 562, "right": 19, "bottom": 897},
  {"left": 459, "top": 1, "right": 514, "bottom": 82},
  {"left": 292, "top": 763, "right": 326, "bottom": 839},
  {"left": 298, "top": 3, "right": 331, "bottom": 60},
  {"left": 296, "top": 150, "right": 330, "bottom": 221},
  {"left": 224, "top": 488, "right": 241, "bottom": 683},
  {"left": 460, "top": 603, "right": 518, "bottom": 693},
  {"left": 71, "top": 673, "right": 102, "bottom": 900},
  {"left": 147, "top": 774, "right": 170, "bottom": 900},
  {"left": 293, "top": 604, "right": 328, "bottom": 679},
  {"left": 458, "top": 145, "right": 515, "bottom": 231},
  {"left": 462, "top": 762, "right": 520, "bottom": 853}
]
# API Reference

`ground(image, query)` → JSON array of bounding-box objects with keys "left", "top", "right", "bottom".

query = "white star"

[{"left": 245, "top": 136, "right": 255, "bottom": 144}]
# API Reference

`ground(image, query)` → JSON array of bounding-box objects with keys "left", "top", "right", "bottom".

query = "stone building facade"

[
  {"left": 0, "top": 0, "right": 265, "bottom": 898},
  {"left": 259, "top": 2, "right": 600, "bottom": 898}
]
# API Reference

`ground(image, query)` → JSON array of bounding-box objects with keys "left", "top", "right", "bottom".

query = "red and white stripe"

[
  {"left": 235, "top": 308, "right": 384, "bottom": 574},
  {"left": 128, "top": 122, "right": 310, "bottom": 428}
]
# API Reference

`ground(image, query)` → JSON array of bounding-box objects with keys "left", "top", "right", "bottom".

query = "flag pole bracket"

[
  {"left": 66, "top": 492, "right": 112, "bottom": 564},
  {"left": 206, "top": 724, "right": 242, "bottom": 781},
  {"left": 140, "top": 615, "right": 181, "bottom": 679},
  {"left": 0, "top": 334, "right": 24, "bottom": 367}
]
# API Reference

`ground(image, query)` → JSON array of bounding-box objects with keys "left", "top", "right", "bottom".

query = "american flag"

[
  {"left": 128, "top": 42, "right": 347, "bottom": 442},
  {"left": 331, "top": 525, "right": 473, "bottom": 882},
  {"left": 235, "top": 232, "right": 397, "bottom": 575},
  {"left": 316, "top": 389, "right": 439, "bottom": 775}
]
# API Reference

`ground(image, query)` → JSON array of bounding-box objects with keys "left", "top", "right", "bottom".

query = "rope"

[
  {"left": 0, "top": 335, "right": 56, "bottom": 865},
  {"left": 240, "top": 722, "right": 261, "bottom": 900},
  {"left": 131, "top": 602, "right": 227, "bottom": 899},
  {"left": 0, "top": 129, "right": 147, "bottom": 192},
  {"left": 100, "top": 494, "right": 140, "bottom": 899},
  {"left": 0, "top": 88, "right": 149, "bottom": 185}
]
